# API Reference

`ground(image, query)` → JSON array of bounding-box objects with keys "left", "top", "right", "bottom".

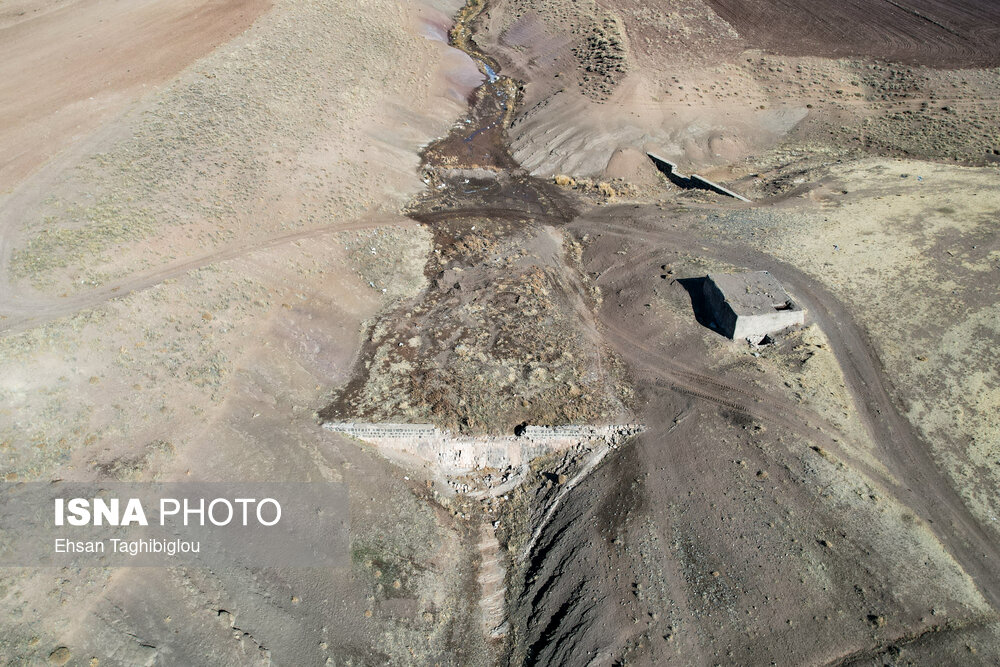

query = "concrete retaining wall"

[
  {"left": 647, "top": 152, "right": 751, "bottom": 202},
  {"left": 324, "top": 422, "right": 642, "bottom": 475}
]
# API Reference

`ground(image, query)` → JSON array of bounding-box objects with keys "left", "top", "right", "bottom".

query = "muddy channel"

[{"left": 320, "top": 1, "right": 629, "bottom": 435}]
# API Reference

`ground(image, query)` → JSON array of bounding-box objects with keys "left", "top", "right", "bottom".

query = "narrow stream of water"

[{"left": 320, "top": 1, "right": 621, "bottom": 436}]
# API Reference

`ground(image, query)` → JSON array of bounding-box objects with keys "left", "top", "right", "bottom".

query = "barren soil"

[
  {"left": 705, "top": 0, "right": 1000, "bottom": 67},
  {"left": 472, "top": 0, "right": 1000, "bottom": 179},
  {"left": 0, "top": 0, "right": 499, "bottom": 663},
  {"left": 0, "top": 0, "right": 271, "bottom": 192},
  {"left": 1, "top": 0, "right": 999, "bottom": 664}
]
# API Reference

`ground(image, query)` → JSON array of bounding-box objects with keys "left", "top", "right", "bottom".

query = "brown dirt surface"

[
  {"left": 483, "top": 190, "right": 1000, "bottom": 664},
  {"left": 704, "top": 0, "right": 1000, "bottom": 67},
  {"left": 471, "top": 0, "right": 1000, "bottom": 182},
  {"left": 0, "top": 0, "right": 498, "bottom": 663},
  {"left": 3, "top": 0, "right": 1000, "bottom": 664},
  {"left": 0, "top": 0, "right": 271, "bottom": 193}
]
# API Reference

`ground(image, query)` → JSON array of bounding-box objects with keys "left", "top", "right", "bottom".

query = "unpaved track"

[
  {"left": 598, "top": 320, "right": 885, "bottom": 483},
  {"left": 575, "top": 212, "right": 1000, "bottom": 611},
  {"left": 0, "top": 218, "right": 418, "bottom": 335}
]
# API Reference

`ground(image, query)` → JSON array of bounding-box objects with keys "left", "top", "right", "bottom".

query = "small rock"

[{"left": 48, "top": 647, "right": 71, "bottom": 666}]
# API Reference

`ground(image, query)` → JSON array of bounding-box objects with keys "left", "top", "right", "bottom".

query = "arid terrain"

[{"left": 1, "top": 0, "right": 998, "bottom": 665}]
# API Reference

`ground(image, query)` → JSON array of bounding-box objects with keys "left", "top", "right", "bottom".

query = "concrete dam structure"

[
  {"left": 323, "top": 422, "right": 642, "bottom": 476},
  {"left": 647, "top": 152, "right": 752, "bottom": 202}
]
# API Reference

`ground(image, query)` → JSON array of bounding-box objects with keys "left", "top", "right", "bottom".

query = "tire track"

[
  {"left": 573, "top": 214, "right": 1000, "bottom": 611},
  {"left": 0, "top": 217, "right": 418, "bottom": 336},
  {"left": 599, "top": 319, "right": 883, "bottom": 481}
]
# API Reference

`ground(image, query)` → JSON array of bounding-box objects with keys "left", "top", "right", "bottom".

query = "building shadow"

[
  {"left": 677, "top": 276, "right": 721, "bottom": 335},
  {"left": 648, "top": 153, "right": 700, "bottom": 190}
]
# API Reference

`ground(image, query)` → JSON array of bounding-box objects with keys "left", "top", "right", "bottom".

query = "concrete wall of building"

[
  {"left": 732, "top": 310, "right": 805, "bottom": 341},
  {"left": 702, "top": 277, "right": 805, "bottom": 342}
]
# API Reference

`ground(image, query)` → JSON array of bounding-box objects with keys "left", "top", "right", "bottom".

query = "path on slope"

[
  {"left": 0, "top": 217, "right": 419, "bottom": 335},
  {"left": 573, "top": 213, "right": 1000, "bottom": 612}
]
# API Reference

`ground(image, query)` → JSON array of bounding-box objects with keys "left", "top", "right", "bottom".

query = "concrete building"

[{"left": 702, "top": 271, "right": 804, "bottom": 343}]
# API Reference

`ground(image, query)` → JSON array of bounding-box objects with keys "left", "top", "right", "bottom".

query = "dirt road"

[
  {"left": 0, "top": 217, "right": 419, "bottom": 335},
  {"left": 572, "top": 209, "right": 1000, "bottom": 612}
]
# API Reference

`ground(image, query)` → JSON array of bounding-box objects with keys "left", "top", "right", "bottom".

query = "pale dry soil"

[
  {"left": 1, "top": 0, "right": 1000, "bottom": 664},
  {"left": 0, "top": 0, "right": 501, "bottom": 663},
  {"left": 720, "top": 158, "right": 1000, "bottom": 539},
  {"left": 0, "top": 0, "right": 271, "bottom": 193}
]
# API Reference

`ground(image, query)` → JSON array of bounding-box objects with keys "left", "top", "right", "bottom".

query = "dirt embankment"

[
  {"left": 705, "top": 0, "right": 1000, "bottom": 68},
  {"left": 0, "top": 0, "right": 495, "bottom": 663},
  {"left": 466, "top": 0, "right": 1000, "bottom": 183}
]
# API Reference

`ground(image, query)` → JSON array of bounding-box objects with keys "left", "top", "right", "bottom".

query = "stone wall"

[{"left": 323, "top": 422, "right": 642, "bottom": 475}]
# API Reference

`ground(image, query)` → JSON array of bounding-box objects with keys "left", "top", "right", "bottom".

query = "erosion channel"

[
  {"left": 319, "top": 0, "right": 637, "bottom": 656},
  {"left": 325, "top": 0, "right": 1000, "bottom": 664}
]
